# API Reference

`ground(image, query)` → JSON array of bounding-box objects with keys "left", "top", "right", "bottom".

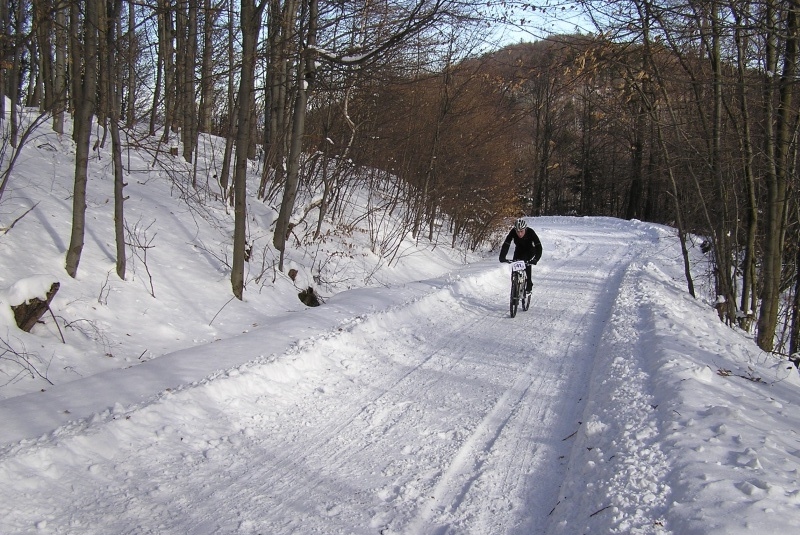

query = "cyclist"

[{"left": 499, "top": 218, "right": 543, "bottom": 294}]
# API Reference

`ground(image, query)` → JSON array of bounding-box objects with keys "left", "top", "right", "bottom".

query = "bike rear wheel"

[{"left": 521, "top": 273, "right": 530, "bottom": 311}]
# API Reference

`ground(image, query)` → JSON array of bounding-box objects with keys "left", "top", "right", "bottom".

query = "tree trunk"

[
  {"left": 258, "top": 0, "right": 297, "bottom": 200},
  {"left": 180, "top": 0, "right": 198, "bottom": 163},
  {"left": 218, "top": 1, "right": 237, "bottom": 202},
  {"left": 758, "top": 1, "right": 796, "bottom": 351},
  {"left": 709, "top": 4, "right": 736, "bottom": 325},
  {"left": 626, "top": 60, "right": 646, "bottom": 221},
  {"left": 66, "top": 0, "right": 100, "bottom": 278},
  {"left": 150, "top": 3, "right": 165, "bottom": 136},
  {"left": 103, "top": 0, "right": 127, "bottom": 280},
  {"left": 126, "top": 0, "right": 136, "bottom": 128},
  {"left": 732, "top": 6, "right": 758, "bottom": 331},
  {"left": 638, "top": 0, "right": 695, "bottom": 298},
  {"left": 159, "top": 0, "right": 176, "bottom": 143},
  {"left": 273, "top": 0, "right": 316, "bottom": 270},
  {"left": 790, "top": 239, "right": 800, "bottom": 363},
  {"left": 655, "top": 112, "right": 695, "bottom": 298},
  {"left": 231, "top": 0, "right": 266, "bottom": 298},
  {"left": 0, "top": 0, "right": 7, "bottom": 120},
  {"left": 33, "top": 0, "right": 55, "bottom": 114},
  {"left": 8, "top": 0, "right": 24, "bottom": 147},
  {"left": 12, "top": 282, "right": 60, "bottom": 332},
  {"left": 53, "top": 0, "right": 67, "bottom": 134},
  {"left": 199, "top": 0, "right": 216, "bottom": 134}
]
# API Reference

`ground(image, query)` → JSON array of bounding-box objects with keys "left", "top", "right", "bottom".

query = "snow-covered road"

[
  {"left": 0, "top": 218, "right": 660, "bottom": 534},
  {"left": 3, "top": 217, "right": 798, "bottom": 535}
]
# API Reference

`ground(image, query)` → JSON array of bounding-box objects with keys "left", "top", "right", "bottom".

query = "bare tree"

[
  {"left": 125, "top": 0, "right": 136, "bottom": 128},
  {"left": 231, "top": 0, "right": 268, "bottom": 299},
  {"left": 53, "top": 0, "right": 67, "bottom": 134},
  {"left": 273, "top": 0, "right": 317, "bottom": 271},
  {"left": 101, "top": 0, "right": 127, "bottom": 279},
  {"left": 271, "top": 0, "right": 462, "bottom": 270},
  {"left": 257, "top": 0, "right": 298, "bottom": 200},
  {"left": 65, "top": 0, "right": 100, "bottom": 277},
  {"left": 217, "top": 0, "right": 237, "bottom": 201},
  {"left": 0, "top": 0, "right": 7, "bottom": 120},
  {"left": 790, "top": 207, "right": 800, "bottom": 363},
  {"left": 6, "top": 0, "right": 27, "bottom": 147},
  {"left": 173, "top": 0, "right": 199, "bottom": 163},
  {"left": 758, "top": 0, "right": 797, "bottom": 350},
  {"left": 32, "top": 0, "right": 55, "bottom": 114},
  {"left": 198, "top": 0, "right": 220, "bottom": 134},
  {"left": 158, "top": 0, "right": 177, "bottom": 142}
]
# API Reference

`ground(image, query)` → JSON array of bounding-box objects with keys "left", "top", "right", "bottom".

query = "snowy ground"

[{"left": 2, "top": 118, "right": 800, "bottom": 534}]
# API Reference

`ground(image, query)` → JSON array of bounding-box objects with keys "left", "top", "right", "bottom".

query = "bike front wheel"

[{"left": 510, "top": 274, "right": 519, "bottom": 318}]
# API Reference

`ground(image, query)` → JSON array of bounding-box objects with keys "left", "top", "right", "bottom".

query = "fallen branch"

[
  {"left": 47, "top": 305, "right": 66, "bottom": 344},
  {"left": 717, "top": 368, "right": 762, "bottom": 383},
  {"left": 1, "top": 202, "right": 39, "bottom": 236},
  {"left": 209, "top": 296, "right": 236, "bottom": 326},
  {"left": 562, "top": 421, "right": 582, "bottom": 441},
  {"left": 590, "top": 505, "right": 612, "bottom": 517},
  {"left": 0, "top": 336, "right": 55, "bottom": 386}
]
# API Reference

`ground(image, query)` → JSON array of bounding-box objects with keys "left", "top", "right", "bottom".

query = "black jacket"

[{"left": 499, "top": 227, "right": 543, "bottom": 263}]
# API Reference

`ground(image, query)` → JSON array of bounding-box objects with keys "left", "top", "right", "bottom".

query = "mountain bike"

[{"left": 508, "top": 260, "right": 532, "bottom": 318}]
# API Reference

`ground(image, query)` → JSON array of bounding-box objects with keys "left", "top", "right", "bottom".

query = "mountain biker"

[{"left": 499, "top": 218, "right": 543, "bottom": 294}]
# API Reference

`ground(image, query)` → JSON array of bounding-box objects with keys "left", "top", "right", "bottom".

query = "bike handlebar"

[{"left": 501, "top": 259, "right": 536, "bottom": 265}]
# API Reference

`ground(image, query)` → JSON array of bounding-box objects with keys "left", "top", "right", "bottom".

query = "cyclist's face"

[{"left": 516, "top": 228, "right": 525, "bottom": 237}]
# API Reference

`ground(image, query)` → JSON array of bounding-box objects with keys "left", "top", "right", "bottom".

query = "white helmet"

[{"left": 514, "top": 218, "right": 527, "bottom": 231}]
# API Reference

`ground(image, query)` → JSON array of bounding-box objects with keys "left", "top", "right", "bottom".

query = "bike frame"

[{"left": 509, "top": 261, "right": 530, "bottom": 317}]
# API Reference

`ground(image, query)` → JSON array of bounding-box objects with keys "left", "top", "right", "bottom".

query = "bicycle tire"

[
  {"left": 521, "top": 273, "right": 530, "bottom": 311},
  {"left": 510, "top": 273, "right": 518, "bottom": 318}
]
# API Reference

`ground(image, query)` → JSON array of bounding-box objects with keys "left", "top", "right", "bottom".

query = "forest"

[{"left": 0, "top": 0, "right": 798, "bottom": 358}]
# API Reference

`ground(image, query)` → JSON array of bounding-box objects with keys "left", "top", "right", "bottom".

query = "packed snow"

[{"left": 1, "top": 116, "right": 800, "bottom": 534}]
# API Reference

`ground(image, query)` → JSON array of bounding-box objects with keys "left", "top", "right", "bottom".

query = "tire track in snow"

[
  {"left": 242, "top": 301, "right": 500, "bottom": 528},
  {"left": 222, "top": 222, "right": 654, "bottom": 535},
  {"left": 0, "top": 219, "right": 664, "bottom": 535},
  {"left": 167, "top": 284, "right": 512, "bottom": 533},
  {"left": 404, "top": 345, "right": 548, "bottom": 534},
  {"left": 402, "top": 223, "right": 657, "bottom": 535}
]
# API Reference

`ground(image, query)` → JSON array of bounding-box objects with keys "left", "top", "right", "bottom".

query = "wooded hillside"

[{"left": 1, "top": 0, "right": 798, "bottom": 356}]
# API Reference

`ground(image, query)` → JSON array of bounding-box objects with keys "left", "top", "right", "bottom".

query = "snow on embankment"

[
  {"left": 0, "top": 262, "right": 495, "bottom": 450},
  {"left": 645, "top": 271, "right": 800, "bottom": 535},
  {"left": 548, "top": 220, "right": 800, "bottom": 535}
]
